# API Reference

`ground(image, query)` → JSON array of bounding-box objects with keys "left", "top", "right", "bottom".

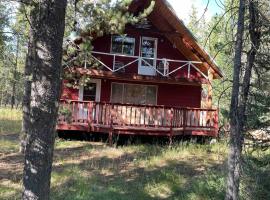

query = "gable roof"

[{"left": 129, "top": 0, "right": 223, "bottom": 79}]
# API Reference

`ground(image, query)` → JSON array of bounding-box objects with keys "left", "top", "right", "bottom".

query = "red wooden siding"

[
  {"left": 157, "top": 84, "right": 201, "bottom": 107},
  {"left": 61, "top": 81, "right": 79, "bottom": 100},
  {"left": 100, "top": 79, "right": 111, "bottom": 102},
  {"left": 61, "top": 79, "right": 201, "bottom": 108}
]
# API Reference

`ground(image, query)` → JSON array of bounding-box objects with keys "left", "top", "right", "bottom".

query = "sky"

[{"left": 167, "top": 0, "right": 224, "bottom": 23}]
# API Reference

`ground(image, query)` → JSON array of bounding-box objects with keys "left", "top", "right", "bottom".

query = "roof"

[{"left": 129, "top": 0, "right": 223, "bottom": 79}]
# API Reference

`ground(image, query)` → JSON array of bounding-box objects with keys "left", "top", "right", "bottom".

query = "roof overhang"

[{"left": 129, "top": 0, "right": 223, "bottom": 79}]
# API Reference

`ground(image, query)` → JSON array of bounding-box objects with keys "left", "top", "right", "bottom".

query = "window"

[
  {"left": 79, "top": 79, "right": 101, "bottom": 102},
  {"left": 83, "top": 83, "right": 97, "bottom": 101},
  {"left": 111, "top": 83, "right": 123, "bottom": 103},
  {"left": 111, "top": 36, "right": 135, "bottom": 55},
  {"left": 111, "top": 83, "right": 157, "bottom": 105}
]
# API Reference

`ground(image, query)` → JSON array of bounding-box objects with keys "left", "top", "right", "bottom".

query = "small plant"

[{"left": 59, "top": 106, "right": 72, "bottom": 124}]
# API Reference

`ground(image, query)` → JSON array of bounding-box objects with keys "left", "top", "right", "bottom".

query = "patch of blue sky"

[{"left": 167, "top": 0, "right": 224, "bottom": 22}]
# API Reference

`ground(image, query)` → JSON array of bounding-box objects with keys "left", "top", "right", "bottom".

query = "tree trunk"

[
  {"left": 22, "top": 1, "right": 67, "bottom": 200},
  {"left": 225, "top": 0, "right": 246, "bottom": 199},
  {"left": 239, "top": 1, "right": 260, "bottom": 126},
  {"left": 11, "top": 36, "right": 19, "bottom": 109}
]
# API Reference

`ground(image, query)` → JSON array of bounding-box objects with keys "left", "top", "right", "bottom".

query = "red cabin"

[{"left": 57, "top": 0, "right": 223, "bottom": 144}]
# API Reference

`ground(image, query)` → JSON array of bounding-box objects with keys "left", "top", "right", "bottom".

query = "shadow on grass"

[
  {"left": 1, "top": 127, "right": 268, "bottom": 200},
  {"left": 50, "top": 144, "right": 227, "bottom": 200},
  {"left": 242, "top": 152, "right": 270, "bottom": 200}
]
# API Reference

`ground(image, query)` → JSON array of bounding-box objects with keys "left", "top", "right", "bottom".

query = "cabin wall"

[
  {"left": 92, "top": 29, "right": 186, "bottom": 60},
  {"left": 157, "top": 84, "right": 201, "bottom": 107},
  {"left": 61, "top": 79, "right": 201, "bottom": 108},
  {"left": 92, "top": 28, "right": 204, "bottom": 80},
  {"left": 61, "top": 81, "right": 79, "bottom": 100},
  {"left": 100, "top": 79, "right": 201, "bottom": 108}
]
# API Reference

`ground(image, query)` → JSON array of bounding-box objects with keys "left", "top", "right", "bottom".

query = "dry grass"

[{"left": 0, "top": 108, "right": 269, "bottom": 200}]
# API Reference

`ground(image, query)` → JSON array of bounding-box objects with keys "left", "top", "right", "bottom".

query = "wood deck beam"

[{"left": 72, "top": 68, "right": 209, "bottom": 85}]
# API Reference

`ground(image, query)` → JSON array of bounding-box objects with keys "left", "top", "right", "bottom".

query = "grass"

[
  {"left": 0, "top": 107, "right": 22, "bottom": 153},
  {"left": 0, "top": 107, "right": 269, "bottom": 200},
  {"left": 49, "top": 142, "right": 228, "bottom": 200},
  {"left": 0, "top": 107, "right": 22, "bottom": 134}
]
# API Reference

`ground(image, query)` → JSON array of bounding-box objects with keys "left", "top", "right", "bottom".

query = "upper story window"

[{"left": 111, "top": 35, "right": 135, "bottom": 56}]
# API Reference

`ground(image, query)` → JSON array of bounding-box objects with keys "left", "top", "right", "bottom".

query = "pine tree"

[
  {"left": 21, "top": 1, "right": 67, "bottom": 199},
  {"left": 225, "top": 0, "right": 246, "bottom": 199}
]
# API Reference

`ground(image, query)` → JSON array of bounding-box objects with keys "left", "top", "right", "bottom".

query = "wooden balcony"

[
  {"left": 63, "top": 51, "right": 210, "bottom": 84},
  {"left": 57, "top": 100, "right": 219, "bottom": 143}
]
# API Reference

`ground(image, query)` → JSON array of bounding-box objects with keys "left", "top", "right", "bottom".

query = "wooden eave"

[
  {"left": 129, "top": 0, "right": 223, "bottom": 79},
  {"left": 71, "top": 68, "right": 209, "bottom": 86}
]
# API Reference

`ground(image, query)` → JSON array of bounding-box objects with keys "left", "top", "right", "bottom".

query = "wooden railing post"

[
  {"left": 113, "top": 54, "right": 116, "bottom": 72},
  {"left": 169, "top": 108, "right": 174, "bottom": 146},
  {"left": 109, "top": 105, "right": 114, "bottom": 146},
  {"left": 143, "top": 105, "right": 146, "bottom": 127},
  {"left": 183, "top": 108, "right": 187, "bottom": 135},
  {"left": 87, "top": 102, "right": 93, "bottom": 131},
  {"left": 73, "top": 101, "right": 77, "bottom": 123}
]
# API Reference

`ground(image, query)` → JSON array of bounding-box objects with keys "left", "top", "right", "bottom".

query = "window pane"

[
  {"left": 123, "top": 84, "right": 146, "bottom": 104},
  {"left": 141, "top": 39, "right": 155, "bottom": 66},
  {"left": 141, "top": 40, "right": 155, "bottom": 57},
  {"left": 83, "top": 83, "right": 96, "bottom": 101},
  {"left": 111, "top": 36, "right": 123, "bottom": 54},
  {"left": 112, "top": 84, "right": 157, "bottom": 105},
  {"left": 123, "top": 38, "right": 135, "bottom": 55},
  {"left": 111, "top": 36, "right": 135, "bottom": 55},
  {"left": 111, "top": 83, "right": 123, "bottom": 103},
  {"left": 146, "top": 86, "right": 157, "bottom": 105}
]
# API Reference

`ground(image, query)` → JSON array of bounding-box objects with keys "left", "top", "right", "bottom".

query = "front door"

[
  {"left": 79, "top": 79, "right": 101, "bottom": 102},
  {"left": 78, "top": 79, "right": 101, "bottom": 119},
  {"left": 139, "top": 37, "right": 157, "bottom": 76}
]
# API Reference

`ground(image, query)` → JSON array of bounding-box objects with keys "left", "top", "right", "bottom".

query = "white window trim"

[
  {"left": 79, "top": 78, "right": 101, "bottom": 102},
  {"left": 110, "top": 35, "right": 136, "bottom": 56},
  {"left": 110, "top": 82, "right": 158, "bottom": 105}
]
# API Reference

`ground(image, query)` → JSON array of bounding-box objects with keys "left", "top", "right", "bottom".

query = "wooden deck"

[{"left": 57, "top": 100, "right": 219, "bottom": 144}]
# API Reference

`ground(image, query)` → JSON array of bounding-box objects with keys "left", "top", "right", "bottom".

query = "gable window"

[
  {"left": 111, "top": 35, "right": 135, "bottom": 56},
  {"left": 111, "top": 83, "right": 157, "bottom": 105}
]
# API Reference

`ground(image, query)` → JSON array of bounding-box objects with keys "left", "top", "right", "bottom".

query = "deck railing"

[
  {"left": 63, "top": 51, "right": 209, "bottom": 80},
  {"left": 58, "top": 100, "right": 218, "bottom": 132}
]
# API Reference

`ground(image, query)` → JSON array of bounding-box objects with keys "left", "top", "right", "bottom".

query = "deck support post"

[
  {"left": 109, "top": 106, "right": 114, "bottom": 146},
  {"left": 109, "top": 118, "right": 113, "bottom": 146},
  {"left": 109, "top": 128, "right": 113, "bottom": 146}
]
